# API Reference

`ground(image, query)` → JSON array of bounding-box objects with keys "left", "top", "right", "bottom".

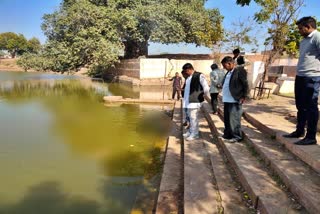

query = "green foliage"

[
  {"left": 0, "top": 33, "right": 42, "bottom": 59},
  {"left": 238, "top": 0, "right": 305, "bottom": 99},
  {"left": 223, "top": 17, "right": 259, "bottom": 52},
  {"left": 17, "top": 53, "right": 53, "bottom": 72},
  {"left": 237, "top": 0, "right": 304, "bottom": 55},
  {"left": 33, "top": 0, "right": 223, "bottom": 74},
  {"left": 26, "top": 37, "right": 41, "bottom": 54},
  {"left": 0, "top": 50, "right": 5, "bottom": 57},
  {"left": 284, "top": 20, "right": 320, "bottom": 57},
  {"left": 0, "top": 32, "right": 28, "bottom": 58},
  {"left": 40, "top": 0, "right": 124, "bottom": 73}
]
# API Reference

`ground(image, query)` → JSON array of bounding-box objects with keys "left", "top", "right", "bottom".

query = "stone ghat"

[
  {"left": 155, "top": 96, "right": 320, "bottom": 214},
  {"left": 103, "top": 95, "right": 175, "bottom": 104}
]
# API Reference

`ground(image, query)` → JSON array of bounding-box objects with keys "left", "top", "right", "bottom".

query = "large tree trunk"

[
  {"left": 10, "top": 51, "right": 16, "bottom": 58},
  {"left": 124, "top": 40, "right": 148, "bottom": 59}
]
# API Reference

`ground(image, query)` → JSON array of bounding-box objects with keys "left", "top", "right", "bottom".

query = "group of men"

[
  {"left": 170, "top": 16, "right": 320, "bottom": 146},
  {"left": 170, "top": 52, "right": 248, "bottom": 142}
]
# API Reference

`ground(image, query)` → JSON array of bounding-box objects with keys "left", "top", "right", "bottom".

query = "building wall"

[{"left": 106, "top": 55, "right": 298, "bottom": 89}]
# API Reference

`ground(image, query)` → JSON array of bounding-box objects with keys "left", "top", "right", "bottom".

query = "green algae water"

[{"left": 0, "top": 71, "right": 171, "bottom": 214}]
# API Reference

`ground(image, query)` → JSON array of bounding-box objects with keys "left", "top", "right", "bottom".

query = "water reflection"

[{"left": 0, "top": 72, "right": 171, "bottom": 213}]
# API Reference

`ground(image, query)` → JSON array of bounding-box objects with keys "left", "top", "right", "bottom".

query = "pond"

[{"left": 0, "top": 71, "right": 172, "bottom": 214}]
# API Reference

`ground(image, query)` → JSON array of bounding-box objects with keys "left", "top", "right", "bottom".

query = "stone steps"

[
  {"left": 184, "top": 131, "right": 218, "bottom": 214},
  {"left": 183, "top": 113, "right": 248, "bottom": 214},
  {"left": 156, "top": 102, "right": 182, "bottom": 214},
  {"left": 202, "top": 104, "right": 305, "bottom": 214},
  {"left": 243, "top": 102, "right": 320, "bottom": 175},
  {"left": 199, "top": 116, "right": 249, "bottom": 214},
  {"left": 241, "top": 119, "right": 320, "bottom": 214}
]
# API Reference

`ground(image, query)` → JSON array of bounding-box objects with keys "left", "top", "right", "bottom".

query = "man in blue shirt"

[{"left": 283, "top": 17, "right": 320, "bottom": 145}]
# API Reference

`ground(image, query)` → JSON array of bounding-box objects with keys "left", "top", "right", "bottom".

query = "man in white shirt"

[
  {"left": 182, "top": 63, "right": 211, "bottom": 141},
  {"left": 221, "top": 56, "right": 249, "bottom": 143}
]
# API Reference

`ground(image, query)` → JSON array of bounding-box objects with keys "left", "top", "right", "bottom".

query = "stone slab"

[
  {"left": 242, "top": 120, "right": 318, "bottom": 213},
  {"left": 103, "top": 96, "right": 123, "bottom": 101},
  {"left": 200, "top": 120, "right": 248, "bottom": 214},
  {"left": 243, "top": 96, "right": 320, "bottom": 175},
  {"left": 183, "top": 113, "right": 220, "bottom": 213},
  {"left": 184, "top": 136, "right": 218, "bottom": 214},
  {"left": 202, "top": 104, "right": 300, "bottom": 214},
  {"left": 103, "top": 96, "right": 175, "bottom": 105},
  {"left": 156, "top": 102, "right": 182, "bottom": 214}
]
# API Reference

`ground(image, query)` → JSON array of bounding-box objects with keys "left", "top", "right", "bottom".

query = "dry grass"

[{"left": 0, "top": 58, "right": 22, "bottom": 71}]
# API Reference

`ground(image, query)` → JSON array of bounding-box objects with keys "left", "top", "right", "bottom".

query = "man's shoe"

[
  {"left": 183, "top": 121, "right": 188, "bottom": 126},
  {"left": 183, "top": 132, "right": 191, "bottom": 138},
  {"left": 222, "top": 134, "right": 232, "bottom": 140},
  {"left": 294, "top": 138, "right": 317, "bottom": 145},
  {"left": 185, "top": 135, "right": 200, "bottom": 141},
  {"left": 283, "top": 131, "right": 305, "bottom": 138},
  {"left": 227, "top": 138, "right": 237, "bottom": 143}
]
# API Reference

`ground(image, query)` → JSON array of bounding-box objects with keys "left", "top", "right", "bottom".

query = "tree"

[
  {"left": 223, "top": 17, "right": 259, "bottom": 52},
  {"left": 26, "top": 37, "right": 41, "bottom": 54},
  {"left": 39, "top": 0, "right": 223, "bottom": 74},
  {"left": 0, "top": 50, "right": 5, "bottom": 58},
  {"left": 41, "top": 0, "right": 125, "bottom": 73},
  {"left": 0, "top": 32, "right": 28, "bottom": 58},
  {"left": 284, "top": 20, "right": 320, "bottom": 57},
  {"left": 237, "top": 0, "right": 305, "bottom": 99}
]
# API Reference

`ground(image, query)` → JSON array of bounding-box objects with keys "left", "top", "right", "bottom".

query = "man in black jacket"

[{"left": 221, "top": 56, "right": 249, "bottom": 142}]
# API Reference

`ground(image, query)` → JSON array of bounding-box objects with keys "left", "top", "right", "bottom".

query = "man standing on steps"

[
  {"left": 182, "top": 63, "right": 211, "bottom": 141},
  {"left": 283, "top": 17, "right": 320, "bottom": 145},
  {"left": 221, "top": 56, "right": 249, "bottom": 143},
  {"left": 169, "top": 72, "right": 182, "bottom": 100},
  {"left": 209, "top": 63, "right": 225, "bottom": 114},
  {"left": 233, "top": 48, "right": 245, "bottom": 67}
]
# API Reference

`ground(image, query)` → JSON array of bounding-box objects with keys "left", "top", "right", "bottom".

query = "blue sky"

[{"left": 0, "top": 0, "right": 319, "bottom": 54}]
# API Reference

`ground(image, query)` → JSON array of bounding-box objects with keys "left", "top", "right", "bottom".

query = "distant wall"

[
  {"left": 113, "top": 59, "right": 141, "bottom": 78},
  {"left": 268, "top": 66, "right": 296, "bottom": 78},
  {"left": 108, "top": 58, "right": 214, "bottom": 80},
  {"left": 106, "top": 54, "right": 299, "bottom": 87}
]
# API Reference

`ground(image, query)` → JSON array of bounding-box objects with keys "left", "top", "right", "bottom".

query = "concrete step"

[
  {"left": 199, "top": 115, "right": 249, "bottom": 214},
  {"left": 243, "top": 109, "right": 320, "bottom": 175},
  {"left": 241, "top": 119, "right": 319, "bottom": 214},
  {"left": 156, "top": 102, "right": 182, "bottom": 214},
  {"left": 183, "top": 126, "right": 219, "bottom": 213},
  {"left": 202, "top": 104, "right": 303, "bottom": 214}
]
